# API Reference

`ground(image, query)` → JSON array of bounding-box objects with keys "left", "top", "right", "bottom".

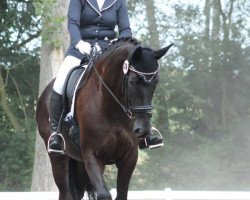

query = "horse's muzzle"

[{"left": 133, "top": 115, "right": 151, "bottom": 138}]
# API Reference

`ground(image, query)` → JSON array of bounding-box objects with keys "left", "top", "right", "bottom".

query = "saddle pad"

[
  {"left": 63, "top": 65, "right": 87, "bottom": 118},
  {"left": 66, "top": 66, "right": 86, "bottom": 104}
]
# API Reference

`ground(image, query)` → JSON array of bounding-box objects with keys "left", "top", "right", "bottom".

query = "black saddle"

[
  {"left": 63, "top": 60, "right": 93, "bottom": 113},
  {"left": 59, "top": 49, "right": 100, "bottom": 148},
  {"left": 64, "top": 65, "right": 86, "bottom": 109},
  {"left": 58, "top": 59, "right": 94, "bottom": 147}
]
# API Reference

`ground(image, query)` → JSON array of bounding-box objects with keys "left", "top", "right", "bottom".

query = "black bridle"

[{"left": 93, "top": 58, "right": 160, "bottom": 118}]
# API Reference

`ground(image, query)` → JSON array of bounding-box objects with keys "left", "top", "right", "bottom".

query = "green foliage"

[
  {"left": 1, "top": 0, "right": 250, "bottom": 192},
  {"left": 0, "top": 124, "right": 36, "bottom": 191},
  {"left": 34, "top": 0, "right": 65, "bottom": 47},
  {"left": 0, "top": 0, "right": 40, "bottom": 191},
  {"left": 133, "top": 0, "right": 250, "bottom": 190}
]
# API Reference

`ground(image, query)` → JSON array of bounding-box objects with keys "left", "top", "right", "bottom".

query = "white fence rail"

[{"left": 1, "top": 189, "right": 250, "bottom": 200}]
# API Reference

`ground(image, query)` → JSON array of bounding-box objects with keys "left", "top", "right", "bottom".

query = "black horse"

[{"left": 36, "top": 39, "right": 173, "bottom": 200}]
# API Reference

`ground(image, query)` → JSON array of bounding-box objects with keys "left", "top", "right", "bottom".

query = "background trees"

[
  {"left": 0, "top": 0, "right": 40, "bottom": 190},
  {"left": 31, "top": 0, "right": 69, "bottom": 191},
  {"left": 0, "top": 0, "right": 249, "bottom": 191},
  {"left": 136, "top": 0, "right": 250, "bottom": 190}
]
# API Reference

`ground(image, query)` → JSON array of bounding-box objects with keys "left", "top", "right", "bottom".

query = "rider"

[{"left": 48, "top": 0, "right": 163, "bottom": 154}]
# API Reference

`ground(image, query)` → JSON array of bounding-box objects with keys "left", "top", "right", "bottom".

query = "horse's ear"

[
  {"left": 129, "top": 45, "right": 142, "bottom": 62},
  {"left": 153, "top": 43, "right": 174, "bottom": 60}
]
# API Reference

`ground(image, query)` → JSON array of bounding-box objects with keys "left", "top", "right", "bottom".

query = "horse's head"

[
  {"left": 123, "top": 43, "right": 173, "bottom": 138},
  {"left": 95, "top": 40, "right": 173, "bottom": 138}
]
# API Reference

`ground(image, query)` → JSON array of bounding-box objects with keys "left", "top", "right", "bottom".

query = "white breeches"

[{"left": 53, "top": 56, "right": 81, "bottom": 94}]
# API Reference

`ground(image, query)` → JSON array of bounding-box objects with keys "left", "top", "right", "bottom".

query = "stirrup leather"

[{"left": 47, "top": 132, "right": 66, "bottom": 154}]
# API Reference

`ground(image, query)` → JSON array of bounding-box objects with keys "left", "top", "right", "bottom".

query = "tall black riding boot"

[{"left": 48, "top": 89, "right": 65, "bottom": 154}]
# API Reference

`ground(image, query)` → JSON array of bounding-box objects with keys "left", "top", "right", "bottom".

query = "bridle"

[{"left": 93, "top": 56, "right": 160, "bottom": 119}]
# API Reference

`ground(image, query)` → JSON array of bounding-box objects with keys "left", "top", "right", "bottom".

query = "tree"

[
  {"left": 31, "top": 0, "right": 69, "bottom": 191},
  {"left": 0, "top": 0, "right": 40, "bottom": 191},
  {"left": 159, "top": 0, "right": 250, "bottom": 189},
  {"left": 128, "top": 0, "right": 250, "bottom": 190}
]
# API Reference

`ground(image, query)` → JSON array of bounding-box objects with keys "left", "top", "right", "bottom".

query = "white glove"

[
  {"left": 75, "top": 40, "right": 91, "bottom": 55},
  {"left": 110, "top": 38, "right": 118, "bottom": 43},
  {"left": 94, "top": 44, "right": 101, "bottom": 52}
]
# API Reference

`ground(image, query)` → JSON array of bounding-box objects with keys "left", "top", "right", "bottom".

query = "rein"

[
  {"left": 87, "top": 47, "right": 132, "bottom": 116},
  {"left": 92, "top": 65, "right": 134, "bottom": 118}
]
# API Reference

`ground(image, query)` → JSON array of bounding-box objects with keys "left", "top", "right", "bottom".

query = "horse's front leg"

[
  {"left": 83, "top": 150, "right": 112, "bottom": 200},
  {"left": 49, "top": 154, "right": 73, "bottom": 200},
  {"left": 115, "top": 146, "right": 138, "bottom": 200}
]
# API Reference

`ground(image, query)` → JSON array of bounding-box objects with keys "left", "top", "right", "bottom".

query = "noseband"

[{"left": 93, "top": 58, "right": 159, "bottom": 118}]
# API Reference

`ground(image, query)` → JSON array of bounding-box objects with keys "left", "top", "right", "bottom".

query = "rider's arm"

[
  {"left": 117, "top": 0, "right": 132, "bottom": 39},
  {"left": 68, "top": 0, "right": 82, "bottom": 47}
]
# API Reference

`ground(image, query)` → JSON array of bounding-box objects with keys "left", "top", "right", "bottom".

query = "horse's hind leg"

[
  {"left": 49, "top": 154, "right": 72, "bottom": 200},
  {"left": 115, "top": 148, "right": 138, "bottom": 200}
]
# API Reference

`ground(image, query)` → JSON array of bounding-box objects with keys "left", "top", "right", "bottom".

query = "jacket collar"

[
  {"left": 86, "top": 0, "right": 117, "bottom": 15},
  {"left": 101, "top": 0, "right": 117, "bottom": 11}
]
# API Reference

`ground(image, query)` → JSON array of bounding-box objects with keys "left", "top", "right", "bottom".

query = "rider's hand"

[
  {"left": 95, "top": 44, "right": 101, "bottom": 52},
  {"left": 75, "top": 40, "right": 91, "bottom": 55},
  {"left": 110, "top": 38, "right": 118, "bottom": 43}
]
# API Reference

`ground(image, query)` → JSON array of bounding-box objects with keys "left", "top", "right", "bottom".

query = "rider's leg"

[{"left": 48, "top": 56, "right": 81, "bottom": 154}]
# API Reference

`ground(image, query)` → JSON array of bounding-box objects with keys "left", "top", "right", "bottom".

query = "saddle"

[{"left": 59, "top": 59, "right": 94, "bottom": 147}]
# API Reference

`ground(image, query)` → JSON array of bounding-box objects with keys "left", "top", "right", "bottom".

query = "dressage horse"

[{"left": 36, "top": 39, "right": 173, "bottom": 200}]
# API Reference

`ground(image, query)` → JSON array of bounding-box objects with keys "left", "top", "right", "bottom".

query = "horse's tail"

[{"left": 68, "top": 158, "right": 96, "bottom": 200}]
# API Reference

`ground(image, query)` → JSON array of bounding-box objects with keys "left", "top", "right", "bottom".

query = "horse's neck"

[
  {"left": 96, "top": 55, "right": 127, "bottom": 118},
  {"left": 102, "top": 60, "right": 124, "bottom": 99},
  {"left": 101, "top": 46, "right": 130, "bottom": 94},
  {"left": 92, "top": 43, "right": 135, "bottom": 116}
]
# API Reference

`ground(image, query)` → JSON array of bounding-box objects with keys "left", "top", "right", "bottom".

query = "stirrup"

[
  {"left": 47, "top": 132, "right": 66, "bottom": 154},
  {"left": 148, "top": 127, "right": 164, "bottom": 149},
  {"left": 139, "top": 127, "right": 164, "bottom": 149}
]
